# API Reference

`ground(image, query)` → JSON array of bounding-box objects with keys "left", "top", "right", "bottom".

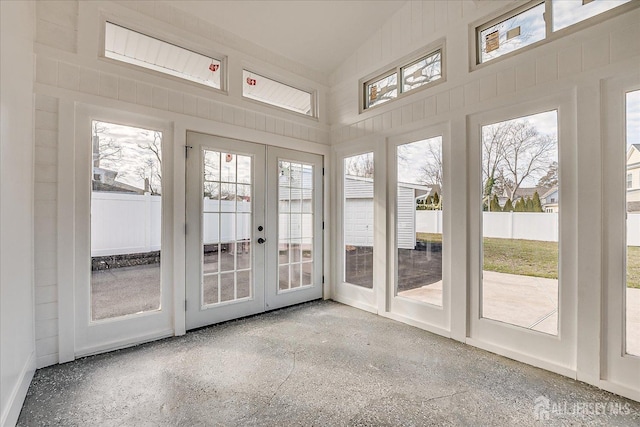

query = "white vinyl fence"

[
  {"left": 92, "top": 193, "right": 311, "bottom": 256},
  {"left": 417, "top": 211, "right": 640, "bottom": 245}
]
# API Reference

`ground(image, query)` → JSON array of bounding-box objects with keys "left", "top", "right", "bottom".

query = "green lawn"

[{"left": 416, "top": 233, "right": 640, "bottom": 289}]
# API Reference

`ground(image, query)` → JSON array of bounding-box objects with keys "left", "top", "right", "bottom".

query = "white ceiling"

[{"left": 168, "top": 0, "right": 407, "bottom": 76}]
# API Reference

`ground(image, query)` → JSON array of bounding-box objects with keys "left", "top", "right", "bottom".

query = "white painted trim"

[
  {"left": 172, "top": 124, "right": 187, "bottom": 336},
  {"left": 74, "top": 329, "right": 174, "bottom": 358},
  {"left": 596, "top": 380, "right": 640, "bottom": 403},
  {"left": 1, "top": 351, "right": 35, "bottom": 427},
  {"left": 57, "top": 99, "right": 76, "bottom": 364},
  {"left": 380, "top": 311, "right": 451, "bottom": 339},
  {"left": 465, "top": 337, "right": 576, "bottom": 379},
  {"left": 332, "top": 294, "right": 377, "bottom": 315}
]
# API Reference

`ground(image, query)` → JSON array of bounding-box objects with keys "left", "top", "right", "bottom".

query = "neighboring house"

[
  {"left": 541, "top": 187, "right": 559, "bottom": 213},
  {"left": 627, "top": 144, "right": 640, "bottom": 211},
  {"left": 344, "top": 175, "right": 435, "bottom": 249},
  {"left": 498, "top": 186, "right": 546, "bottom": 209},
  {"left": 92, "top": 166, "right": 146, "bottom": 194}
]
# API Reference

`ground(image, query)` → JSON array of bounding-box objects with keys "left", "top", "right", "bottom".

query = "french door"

[{"left": 185, "top": 132, "right": 323, "bottom": 330}]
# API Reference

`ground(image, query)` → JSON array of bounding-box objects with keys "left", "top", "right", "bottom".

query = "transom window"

[
  {"left": 104, "top": 22, "right": 224, "bottom": 90},
  {"left": 242, "top": 70, "right": 315, "bottom": 117},
  {"left": 476, "top": 0, "right": 634, "bottom": 65},
  {"left": 362, "top": 47, "right": 443, "bottom": 111}
]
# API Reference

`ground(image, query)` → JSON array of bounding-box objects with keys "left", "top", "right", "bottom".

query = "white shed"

[{"left": 344, "top": 176, "right": 432, "bottom": 250}]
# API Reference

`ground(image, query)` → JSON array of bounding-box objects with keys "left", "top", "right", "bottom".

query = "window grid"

[
  {"left": 278, "top": 160, "right": 314, "bottom": 292},
  {"left": 202, "top": 150, "right": 252, "bottom": 306}
]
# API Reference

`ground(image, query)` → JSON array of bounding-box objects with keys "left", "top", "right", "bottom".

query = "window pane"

[
  {"left": 366, "top": 73, "right": 398, "bottom": 109},
  {"left": 553, "top": 0, "right": 631, "bottom": 32},
  {"left": 396, "top": 137, "right": 443, "bottom": 306},
  {"left": 242, "top": 70, "right": 313, "bottom": 116},
  {"left": 278, "top": 160, "right": 314, "bottom": 292},
  {"left": 105, "top": 22, "right": 222, "bottom": 89},
  {"left": 626, "top": 89, "right": 640, "bottom": 357},
  {"left": 481, "top": 111, "right": 559, "bottom": 334},
  {"left": 91, "top": 121, "right": 162, "bottom": 320},
  {"left": 201, "top": 148, "right": 252, "bottom": 307},
  {"left": 401, "top": 50, "right": 442, "bottom": 93},
  {"left": 478, "top": 3, "right": 545, "bottom": 63},
  {"left": 344, "top": 153, "right": 374, "bottom": 288}
]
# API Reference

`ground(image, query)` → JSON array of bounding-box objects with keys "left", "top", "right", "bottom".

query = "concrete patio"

[{"left": 399, "top": 271, "right": 640, "bottom": 356}]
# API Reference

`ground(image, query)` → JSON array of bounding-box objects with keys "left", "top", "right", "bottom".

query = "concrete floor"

[{"left": 18, "top": 301, "right": 640, "bottom": 426}]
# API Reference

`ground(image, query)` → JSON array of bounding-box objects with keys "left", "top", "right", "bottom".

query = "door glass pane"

[
  {"left": 202, "top": 149, "right": 252, "bottom": 306},
  {"left": 344, "top": 153, "right": 374, "bottom": 288},
  {"left": 626, "top": 89, "right": 640, "bottom": 356},
  {"left": 90, "top": 121, "right": 162, "bottom": 320},
  {"left": 481, "top": 110, "right": 558, "bottom": 334},
  {"left": 278, "top": 160, "right": 314, "bottom": 292},
  {"left": 396, "top": 138, "right": 443, "bottom": 306}
]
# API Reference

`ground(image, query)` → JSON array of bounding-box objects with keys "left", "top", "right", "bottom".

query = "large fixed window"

[
  {"left": 625, "top": 89, "right": 640, "bottom": 357},
  {"left": 480, "top": 110, "right": 559, "bottom": 334},
  {"left": 242, "top": 70, "right": 315, "bottom": 117},
  {"left": 396, "top": 137, "right": 444, "bottom": 306},
  {"left": 343, "top": 153, "right": 374, "bottom": 288},
  {"left": 475, "top": 0, "right": 634, "bottom": 65},
  {"left": 363, "top": 47, "right": 443, "bottom": 111},
  {"left": 90, "top": 120, "right": 163, "bottom": 320},
  {"left": 104, "top": 22, "right": 223, "bottom": 90}
]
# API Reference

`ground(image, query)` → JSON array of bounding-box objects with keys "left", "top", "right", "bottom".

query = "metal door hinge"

[
  {"left": 322, "top": 275, "right": 325, "bottom": 283},
  {"left": 185, "top": 300, "right": 187, "bottom": 311},
  {"left": 322, "top": 221, "right": 325, "bottom": 230},
  {"left": 185, "top": 145, "right": 193, "bottom": 158},
  {"left": 322, "top": 167, "right": 325, "bottom": 176}
]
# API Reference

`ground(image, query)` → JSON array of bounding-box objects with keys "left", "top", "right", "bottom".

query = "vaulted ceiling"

[{"left": 168, "top": 0, "right": 407, "bottom": 76}]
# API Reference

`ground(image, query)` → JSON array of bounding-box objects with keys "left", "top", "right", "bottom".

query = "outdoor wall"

[
  {"left": 32, "top": 0, "right": 331, "bottom": 369},
  {"left": 1, "top": 2, "right": 36, "bottom": 426}
]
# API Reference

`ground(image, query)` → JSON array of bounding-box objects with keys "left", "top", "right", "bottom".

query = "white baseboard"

[{"left": 1, "top": 351, "right": 36, "bottom": 427}]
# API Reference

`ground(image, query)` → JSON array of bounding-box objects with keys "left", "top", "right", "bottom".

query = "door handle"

[{"left": 257, "top": 238, "right": 266, "bottom": 244}]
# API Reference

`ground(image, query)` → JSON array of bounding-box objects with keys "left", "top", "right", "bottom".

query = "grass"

[{"left": 416, "top": 233, "right": 640, "bottom": 289}]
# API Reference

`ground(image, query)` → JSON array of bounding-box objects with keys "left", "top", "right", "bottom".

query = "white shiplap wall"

[{"left": 32, "top": 0, "right": 331, "bottom": 368}]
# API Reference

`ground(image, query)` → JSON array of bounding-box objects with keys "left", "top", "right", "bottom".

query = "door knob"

[{"left": 257, "top": 238, "right": 266, "bottom": 244}]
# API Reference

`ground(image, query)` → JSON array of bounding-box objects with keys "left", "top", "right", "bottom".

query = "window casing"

[
  {"left": 474, "top": 0, "right": 636, "bottom": 66},
  {"left": 362, "top": 45, "right": 444, "bottom": 112},
  {"left": 103, "top": 22, "right": 225, "bottom": 90},
  {"left": 628, "top": 173, "right": 633, "bottom": 189}
]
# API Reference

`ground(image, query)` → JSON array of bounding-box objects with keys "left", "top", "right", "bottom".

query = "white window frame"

[
  {"left": 99, "top": 17, "right": 228, "bottom": 93},
  {"left": 470, "top": 0, "right": 639, "bottom": 70},
  {"left": 468, "top": 92, "right": 578, "bottom": 377},
  {"left": 241, "top": 68, "right": 318, "bottom": 119},
  {"left": 602, "top": 74, "right": 640, "bottom": 401},
  {"left": 359, "top": 40, "right": 446, "bottom": 113}
]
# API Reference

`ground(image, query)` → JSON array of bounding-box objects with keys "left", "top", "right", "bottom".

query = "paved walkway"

[{"left": 399, "top": 271, "right": 640, "bottom": 356}]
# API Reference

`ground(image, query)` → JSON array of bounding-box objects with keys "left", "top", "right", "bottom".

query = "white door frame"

[{"left": 72, "top": 105, "right": 174, "bottom": 357}]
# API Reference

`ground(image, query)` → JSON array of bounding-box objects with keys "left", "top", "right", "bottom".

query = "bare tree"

[
  {"left": 92, "top": 121, "right": 122, "bottom": 168},
  {"left": 136, "top": 131, "right": 163, "bottom": 195},
  {"left": 482, "top": 119, "right": 556, "bottom": 202},
  {"left": 500, "top": 122, "right": 555, "bottom": 200},
  {"left": 345, "top": 153, "right": 374, "bottom": 178},
  {"left": 419, "top": 140, "right": 443, "bottom": 188}
]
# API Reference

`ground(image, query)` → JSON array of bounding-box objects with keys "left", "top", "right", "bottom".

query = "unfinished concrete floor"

[{"left": 18, "top": 301, "right": 640, "bottom": 426}]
